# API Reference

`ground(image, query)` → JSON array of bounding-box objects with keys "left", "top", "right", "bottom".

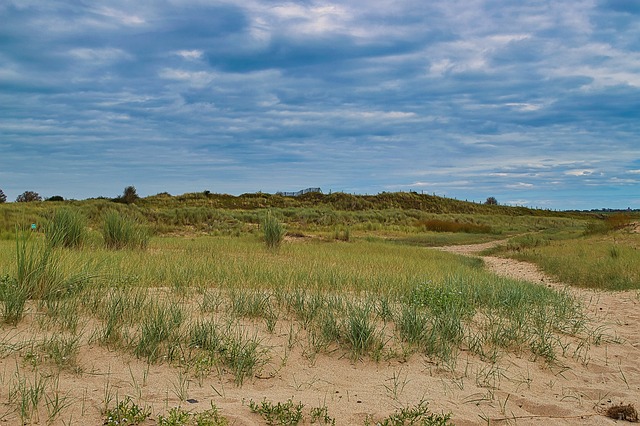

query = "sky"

[{"left": 1, "top": 0, "right": 639, "bottom": 210}]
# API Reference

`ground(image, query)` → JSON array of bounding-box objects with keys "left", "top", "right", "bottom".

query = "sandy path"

[
  {"left": 435, "top": 240, "right": 640, "bottom": 424},
  {"left": 435, "top": 239, "right": 564, "bottom": 288}
]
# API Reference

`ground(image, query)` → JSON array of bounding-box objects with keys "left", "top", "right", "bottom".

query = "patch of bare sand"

[{"left": 0, "top": 243, "right": 638, "bottom": 425}]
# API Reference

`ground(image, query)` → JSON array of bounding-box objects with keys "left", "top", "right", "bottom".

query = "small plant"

[
  {"left": 102, "top": 210, "right": 149, "bottom": 250},
  {"left": 158, "top": 403, "right": 229, "bottom": 425},
  {"left": 40, "top": 333, "right": 81, "bottom": 370},
  {"left": 609, "top": 245, "right": 620, "bottom": 259},
  {"left": 1, "top": 274, "right": 27, "bottom": 325},
  {"left": 249, "top": 398, "right": 304, "bottom": 426},
  {"left": 103, "top": 396, "right": 151, "bottom": 425},
  {"left": 342, "top": 304, "right": 382, "bottom": 359},
  {"left": 310, "top": 405, "right": 335, "bottom": 425},
  {"left": 370, "top": 401, "right": 453, "bottom": 426},
  {"left": 134, "top": 301, "right": 184, "bottom": 362},
  {"left": 262, "top": 210, "right": 285, "bottom": 250},
  {"left": 8, "top": 370, "right": 48, "bottom": 424},
  {"left": 333, "top": 226, "right": 350, "bottom": 241},
  {"left": 222, "top": 329, "right": 265, "bottom": 385}
]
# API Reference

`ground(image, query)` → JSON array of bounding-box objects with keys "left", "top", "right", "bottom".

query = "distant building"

[{"left": 276, "top": 187, "right": 322, "bottom": 197}]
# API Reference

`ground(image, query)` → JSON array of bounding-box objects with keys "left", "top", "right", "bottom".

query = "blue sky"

[{"left": 1, "top": 0, "right": 639, "bottom": 210}]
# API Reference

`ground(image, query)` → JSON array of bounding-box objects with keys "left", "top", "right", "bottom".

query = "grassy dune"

[{"left": 0, "top": 193, "right": 638, "bottom": 424}]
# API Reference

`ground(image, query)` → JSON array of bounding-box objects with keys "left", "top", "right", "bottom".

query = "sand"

[{"left": 0, "top": 241, "right": 638, "bottom": 425}]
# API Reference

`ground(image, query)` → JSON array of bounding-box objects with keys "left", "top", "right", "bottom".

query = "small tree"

[
  {"left": 16, "top": 191, "right": 42, "bottom": 202},
  {"left": 122, "top": 186, "right": 139, "bottom": 204},
  {"left": 0, "top": 189, "right": 6, "bottom": 203},
  {"left": 484, "top": 196, "right": 498, "bottom": 205}
]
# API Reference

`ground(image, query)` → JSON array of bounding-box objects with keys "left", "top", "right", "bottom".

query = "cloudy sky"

[{"left": 1, "top": 0, "right": 639, "bottom": 209}]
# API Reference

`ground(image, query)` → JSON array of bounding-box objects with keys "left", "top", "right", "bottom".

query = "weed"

[
  {"left": 189, "top": 319, "right": 223, "bottom": 352},
  {"left": 158, "top": 403, "right": 229, "bottom": 426},
  {"left": 249, "top": 398, "right": 304, "bottom": 426},
  {"left": 369, "top": 400, "right": 453, "bottom": 426},
  {"left": 1, "top": 274, "right": 27, "bottom": 325},
  {"left": 45, "top": 208, "right": 87, "bottom": 249},
  {"left": 103, "top": 396, "right": 151, "bottom": 425},
  {"left": 8, "top": 369, "right": 48, "bottom": 424},
  {"left": 397, "top": 305, "right": 428, "bottom": 345},
  {"left": 310, "top": 404, "right": 335, "bottom": 425},
  {"left": 44, "top": 375, "right": 73, "bottom": 423},
  {"left": 384, "top": 369, "right": 411, "bottom": 400},
  {"left": 102, "top": 210, "right": 149, "bottom": 250},
  {"left": 134, "top": 301, "right": 184, "bottom": 362},
  {"left": 40, "top": 333, "right": 82, "bottom": 371},
  {"left": 263, "top": 210, "right": 286, "bottom": 250},
  {"left": 222, "top": 329, "right": 265, "bottom": 385},
  {"left": 342, "top": 303, "right": 382, "bottom": 359}
]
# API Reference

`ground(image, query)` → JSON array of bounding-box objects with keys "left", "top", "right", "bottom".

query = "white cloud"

[
  {"left": 68, "top": 48, "right": 131, "bottom": 63},
  {"left": 94, "top": 6, "right": 146, "bottom": 26},
  {"left": 158, "top": 68, "right": 216, "bottom": 87},
  {"left": 565, "top": 169, "right": 594, "bottom": 176},
  {"left": 175, "top": 50, "right": 204, "bottom": 60}
]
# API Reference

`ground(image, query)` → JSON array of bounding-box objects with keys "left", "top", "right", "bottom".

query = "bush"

[
  {"left": 122, "top": 185, "right": 139, "bottom": 204},
  {"left": 102, "top": 210, "right": 149, "bottom": 250},
  {"left": 262, "top": 210, "right": 285, "bottom": 250},
  {"left": 16, "top": 191, "right": 42, "bottom": 202},
  {"left": 46, "top": 208, "right": 88, "bottom": 248}
]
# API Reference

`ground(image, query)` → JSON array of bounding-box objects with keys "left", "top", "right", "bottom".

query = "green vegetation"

[
  {"left": 490, "top": 231, "right": 640, "bottom": 290},
  {"left": 0, "top": 191, "right": 637, "bottom": 423},
  {"left": 45, "top": 207, "right": 87, "bottom": 248},
  {"left": 102, "top": 210, "right": 150, "bottom": 250},
  {"left": 366, "top": 401, "right": 452, "bottom": 426},
  {"left": 103, "top": 396, "right": 151, "bottom": 425},
  {"left": 263, "top": 210, "right": 286, "bottom": 250},
  {"left": 158, "top": 404, "right": 228, "bottom": 426},
  {"left": 249, "top": 398, "right": 305, "bottom": 425}
]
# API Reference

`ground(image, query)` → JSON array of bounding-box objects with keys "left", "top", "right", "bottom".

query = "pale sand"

[{"left": 0, "top": 241, "right": 638, "bottom": 425}]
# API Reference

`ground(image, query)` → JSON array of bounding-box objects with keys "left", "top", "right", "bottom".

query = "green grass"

[
  {"left": 490, "top": 231, "right": 640, "bottom": 290},
  {"left": 0, "top": 233, "right": 590, "bottom": 363},
  {"left": 263, "top": 210, "right": 286, "bottom": 250},
  {"left": 45, "top": 207, "right": 88, "bottom": 249},
  {"left": 102, "top": 210, "right": 150, "bottom": 250},
  {"left": 158, "top": 403, "right": 228, "bottom": 426},
  {"left": 367, "top": 400, "right": 453, "bottom": 426},
  {"left": 249, "top": 398, "right": 304, "bottom": 426},
  {"left": 103, "top": 396, "right": 151, "bottom": 425}
]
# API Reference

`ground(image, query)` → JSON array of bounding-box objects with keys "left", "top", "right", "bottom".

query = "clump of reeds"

[
  {"left": 45, "top": 208, "right": 87, "bottom": 249},
  {"left": 262, "top": 210, "right": 285, "bottom": 250},
  {"left": 102, "top": 210, "right": 149, "bottom": 250},
  {"left": 2, "top": 230, "right": 93, "bottom": 325}
]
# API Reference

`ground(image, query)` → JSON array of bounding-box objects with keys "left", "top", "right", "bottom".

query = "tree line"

[{"left": 0, "top": 186, "right": 140, "bottom": 204}]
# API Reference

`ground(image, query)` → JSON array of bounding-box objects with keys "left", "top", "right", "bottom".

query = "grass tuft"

[
  {"left": 102, "top": 210, "right": 149, "bottom": 250},
  {"left": 263, "top": 210, "right": 285, "bottom": 250}
]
